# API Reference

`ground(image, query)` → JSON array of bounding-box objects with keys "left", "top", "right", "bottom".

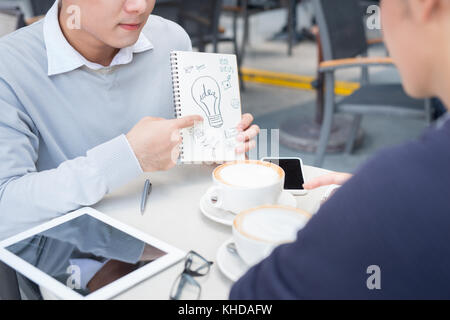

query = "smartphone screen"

[{"left": 265, "top": 158, "right": 305, "bottom": 190}]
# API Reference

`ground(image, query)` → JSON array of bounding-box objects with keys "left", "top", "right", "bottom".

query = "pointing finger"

[{"left": 173, "top": 115, "right": 204, "bottom": 129}]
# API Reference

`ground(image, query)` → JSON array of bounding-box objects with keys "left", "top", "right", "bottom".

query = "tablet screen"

[{"left": 5, "top": 214, "right": 167, "bottom": 297}]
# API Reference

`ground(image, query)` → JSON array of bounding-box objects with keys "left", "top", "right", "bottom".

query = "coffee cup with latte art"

[
  {"left": 233, "top": 205, "right": 311, "bottom": 266},
  {"left": 205, "top": 160, "right": 285, "bottom": 214}
]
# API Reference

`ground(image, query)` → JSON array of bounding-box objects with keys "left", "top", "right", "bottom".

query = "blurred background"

[{"left": 0, "top": 0, "right": 446, "bottom": 172}]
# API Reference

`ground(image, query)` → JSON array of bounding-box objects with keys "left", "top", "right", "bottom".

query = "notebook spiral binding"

[{"left": 170, "top": 52, "right": 184, "bottom": 160}]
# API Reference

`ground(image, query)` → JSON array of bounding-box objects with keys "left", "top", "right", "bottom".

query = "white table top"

[{"left": 92, "top": 164, "right": 330, "bottom": 300}]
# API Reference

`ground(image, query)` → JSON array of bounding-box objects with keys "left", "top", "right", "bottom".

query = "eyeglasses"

[{"left": 170, "top": 250, "right": 213, "bottom": 300}]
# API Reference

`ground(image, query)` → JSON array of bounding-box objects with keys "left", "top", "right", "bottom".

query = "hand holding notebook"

[{"left": 171, "top": 51, "right": 246, "bottom": 163}]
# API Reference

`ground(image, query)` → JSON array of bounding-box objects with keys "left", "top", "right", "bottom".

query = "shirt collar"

[{"left": 43, "top": 0, "right": 153, "bottom": 76}]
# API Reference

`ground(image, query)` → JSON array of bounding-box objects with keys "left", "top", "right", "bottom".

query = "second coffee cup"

[{"left": 206, "top": 160, "right": 285, "bottom": 214}]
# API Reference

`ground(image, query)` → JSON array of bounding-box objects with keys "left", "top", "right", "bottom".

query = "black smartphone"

[{"left": 261, "top": 157, "right": 307, "bottom": 195}]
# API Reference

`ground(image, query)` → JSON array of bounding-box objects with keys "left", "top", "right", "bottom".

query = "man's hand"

[
  {"left": 126, "top": 115, "right": 203, "bottom": 172},
  {"left": 236, "top": 113, "right": 260, "bottom": 154},
  {"left": 303, "top": 172, "right": 352, "bottom": 190}
]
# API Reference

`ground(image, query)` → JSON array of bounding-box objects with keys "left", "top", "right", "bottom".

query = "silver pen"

[{"left": 140, "top": 179, "right": 152, "bottom": 215}]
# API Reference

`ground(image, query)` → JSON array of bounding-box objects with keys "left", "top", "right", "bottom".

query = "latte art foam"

[
  {"left": 219, "top": 163, "right": 280, "bottom": 188},
  {"left": 238, "top": 208, "right": 309, "bottom": 243}
]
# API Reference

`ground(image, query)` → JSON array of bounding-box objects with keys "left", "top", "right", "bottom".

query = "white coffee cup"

[
  {"left": 206, "top": 160, "right": 285, "bottom": 214},
  {"left": 232, "top": 205, "right": 311, "bottom": 266}
]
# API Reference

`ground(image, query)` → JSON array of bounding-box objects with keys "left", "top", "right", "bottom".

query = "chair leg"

[
  {"left": 243, "top": 11, "right": 250, "bottom": 49},
  {"left": 198, "top": 40, "right": 206, "bottom": 53},
  {"left": 287, "top": 0, "right": 295, "bottom": 56},
  {"left": 360, "top": 52, "right": 370, "bottom": 85},
  {"left": 233, "top": 11, "right": 245, "bottom": 91},
  {"left": 238, "top": 67, "right": 246, "bottom": 91},
  {"left": 315, "top": 72, "right": 335, "bottom": 167},
  {"left": 361, "top": 66, "right": 370, "bottom": 85},
  {"left": 233, "top": 11, "right": 239, "bottom": 59},
  {"left": 345, "top": 114, "right": 362, "bottom": 155},
  {"left": 239, "top": 0, "right": 249, "bottom": 66}
]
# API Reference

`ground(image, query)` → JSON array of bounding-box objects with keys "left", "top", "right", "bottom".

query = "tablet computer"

[{"left": 0, "top": 207, "right": 186, "bottom": 300}]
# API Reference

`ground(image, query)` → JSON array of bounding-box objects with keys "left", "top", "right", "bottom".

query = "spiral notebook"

[{"left": 170, "top": 51, "right": 245, "bottom": 163}]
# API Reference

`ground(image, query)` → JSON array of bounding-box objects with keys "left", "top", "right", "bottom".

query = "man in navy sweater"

[{"left": 230, "top": 0, "right": 450, "bottom": 299}]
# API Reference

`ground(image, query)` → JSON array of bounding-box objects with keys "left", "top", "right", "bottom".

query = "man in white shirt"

[{"left": 0, "top": 0, "right": 258, "bottom": 238}]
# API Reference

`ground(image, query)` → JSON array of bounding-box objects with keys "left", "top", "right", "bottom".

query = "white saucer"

[
  {"left": 199, "top": 190, "right": 297, "bottom": 226},
  {"left": 216, "top": 238, "right": 249, "bottom": 282}
]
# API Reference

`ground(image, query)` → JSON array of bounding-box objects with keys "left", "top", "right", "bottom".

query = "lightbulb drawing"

[{"left": 191, "top": 76, "right": 223, "bottom": 128}]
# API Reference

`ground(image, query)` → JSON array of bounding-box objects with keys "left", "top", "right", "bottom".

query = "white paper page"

[{"left": 172, "top": 51, "right": 245, "bottom": 163}]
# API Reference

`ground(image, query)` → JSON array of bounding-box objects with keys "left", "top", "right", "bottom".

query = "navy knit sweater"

[{"left": 231, "top": 116, "right": 450, "bottom": 299}]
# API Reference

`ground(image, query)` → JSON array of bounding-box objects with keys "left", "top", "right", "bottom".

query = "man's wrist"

[{"left": 87, "top": 134, "right": 143, "bottom": 193}]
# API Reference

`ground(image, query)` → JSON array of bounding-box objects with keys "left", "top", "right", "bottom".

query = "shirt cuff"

[{"left": 87, "top": 134, "right": 143, "bottom": 192}]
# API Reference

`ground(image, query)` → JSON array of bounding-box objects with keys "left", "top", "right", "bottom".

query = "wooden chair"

[{"left": 313, "top": 0, "right": 431, "bottom": 167}]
